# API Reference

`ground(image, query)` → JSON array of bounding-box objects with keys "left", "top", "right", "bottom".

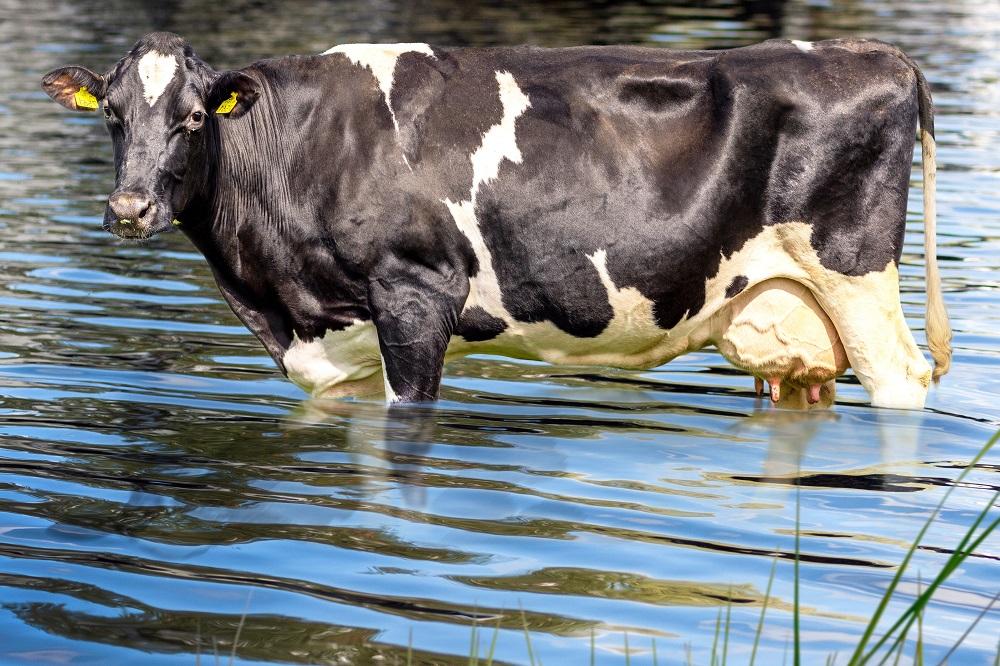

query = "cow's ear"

[
  {"left": 41, "top": 66, "right": 107, "bottom": 112},
  {"left": 207, "top": 71, "right": 260, "bottom": 119}
]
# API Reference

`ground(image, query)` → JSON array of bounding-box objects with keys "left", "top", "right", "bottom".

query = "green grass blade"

[
  {"left": 916, "top": 575, "right": 924, "bottom": 666},
  {"left": 712, "top": 608, "right": 722, "bottom": 666},
  {"left": 470, "top": 620, "right": 478, "bottom": 666},
  {"left": 625, "top": 631, "right": 630, "bottom": 666},
  {"left": 916, "top": 577, "right": 927, "bottom": 666},
  {"left": 934, "top": 588, "right": 1000, "bottom": 666},
  {"left": 519, "top": 604, "right": 536, "bottom": 666},
  {"left": 750, "top": 552, "right": 780, "bottom": 666},
  {"left": 875, "top": 514, "right": 1000, "bottom": 664},
  {"left": 229, "top": 591, "right": 252, "bottom": 666},
  {"left": 870, "top": 493, "right": 1000, "bottom": 664},
  {"left": 849, "top": 430, "right": 1000, "bottom": 665},
  {"left": 486, "top": 616, "right": 501, "bottom": 666},
  {"left": 890, "top": 624, "right": 906, "bottom": 666},
  {"left": 723, "top": 591, "right": 732, "bottom": 666}
]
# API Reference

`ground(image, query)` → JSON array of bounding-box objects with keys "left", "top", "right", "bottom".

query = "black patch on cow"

[
  {"left": 455, "top": 306, "right": 508, "bottom": 342},
  {"left": 752, "top": 47, "right": 918, "bottom": 274},
  {"left": 477, "top": 195, "right": 616, "bottom": 339},
  {"left": 726, "top": 275, "right": 749, "bottom": 298},
  {"left": 618, "top": 77, "right": 699, "bottom": 112},
  {"left": 389, "top": 50, "right": 448, "bottom": 167},
  {"left": 472, "top": 50, "right": 772, "bottom": 333}
]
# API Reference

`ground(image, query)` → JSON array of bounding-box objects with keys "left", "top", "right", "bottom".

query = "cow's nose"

[{"left": 109, "top": 191, "right": 154, "bottom": 223}]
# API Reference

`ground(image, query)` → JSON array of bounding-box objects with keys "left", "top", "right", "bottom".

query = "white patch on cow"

[
  {"left": 791, "top": 40, "right": 814, "bottom": 52},
  {"left": 323, "top": 43, "right": 435, "bottom": 145},
  {"left": 469, "top": 72, "right": 531, "bottom": 200},
  {"left": 283, "top": 320, "right": 385, "bottom": 399},
  {"left": 379, "top": 353, "right": 401, "bottom": 404},
  {"left": 137, "top": 51, "right": 178, "bottom": 107},
  {"left": 445, "top": 71, "right": 531, "bottom": 327}
]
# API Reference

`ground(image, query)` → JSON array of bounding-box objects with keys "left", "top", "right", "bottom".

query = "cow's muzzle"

[{"left": 107, "top": 191, "right": 167, "bottom": 239}]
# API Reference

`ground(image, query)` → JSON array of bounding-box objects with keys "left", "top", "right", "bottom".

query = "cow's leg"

[
  {"left": 811, "top": 265, "right": 932, "bottom": 409},
  {"left": 367, "top": 260, "right": 468, "bottom": 404}
]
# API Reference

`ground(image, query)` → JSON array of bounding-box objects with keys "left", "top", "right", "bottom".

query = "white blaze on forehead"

[
  {"left": 137, "top": 51, "right": 179, "bottom": 107},
  {"left": 323, "top": 43, "right": 435, "bottom": 136},
  {"left": 446, "top": 71, "right": 531, "bottom": 324},
  {"left": 791, "top": 40, "right": 814, "bottom": 52}
]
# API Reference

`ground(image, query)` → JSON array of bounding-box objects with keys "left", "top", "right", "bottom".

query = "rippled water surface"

[{"left": 1, "top": 0, "right": 999, "bottom": 663}]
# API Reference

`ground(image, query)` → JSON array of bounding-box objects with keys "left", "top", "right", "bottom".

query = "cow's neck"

[{"left": 179, "top": 85, "right": 369, "bottom": 350}]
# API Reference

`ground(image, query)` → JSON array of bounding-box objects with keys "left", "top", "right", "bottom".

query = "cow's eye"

[{"left": 187, "top": 110, "right": 205, "bottom": 131}]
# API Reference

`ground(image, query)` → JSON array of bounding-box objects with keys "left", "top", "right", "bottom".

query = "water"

[{"left": 1, "top": 0, "right": 998, "bottom": 663}]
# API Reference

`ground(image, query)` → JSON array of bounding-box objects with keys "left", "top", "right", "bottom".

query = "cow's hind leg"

[{"left": 812, "top": 263, "right": 931, "bottom": 409}]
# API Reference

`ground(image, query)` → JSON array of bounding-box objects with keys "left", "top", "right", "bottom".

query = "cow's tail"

[
  {"left": 848, "top": 41, "right": 952, "bottom": 381},
  {"left": 908, "top": 54, "right": 953, "bottom": 382}
]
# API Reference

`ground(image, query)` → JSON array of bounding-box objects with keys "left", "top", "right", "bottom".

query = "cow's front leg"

[{"left": 367, "top": 261, "right": 468, "bottom": 404}]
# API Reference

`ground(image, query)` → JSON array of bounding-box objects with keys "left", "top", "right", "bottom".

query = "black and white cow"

[{"left": 42, "top": 33, "right": 951, "bottom": 409}]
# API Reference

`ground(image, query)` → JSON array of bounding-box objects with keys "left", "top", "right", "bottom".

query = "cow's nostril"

[{"left": 109, "top": 192, "right": 155, "bottom": 223}]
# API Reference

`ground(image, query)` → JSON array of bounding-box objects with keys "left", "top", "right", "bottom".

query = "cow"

[{"left": 42, "top": 32, "right": 951, "bottom": 410}]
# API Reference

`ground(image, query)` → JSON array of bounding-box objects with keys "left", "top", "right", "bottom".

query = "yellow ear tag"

[
  {"left": 74, "top": 86, "right": 99, "bottom": 111},
  {"left": 215, "top": 91, "right": 238, "bottom": 114}
]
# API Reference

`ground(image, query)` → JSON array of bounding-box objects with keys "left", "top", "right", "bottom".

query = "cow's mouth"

[
  {"left": 111, "top": 218, "right": 155, "bottom": 239},
  {"left": 106, "top": 191, "right": 175, "bottom": 239}
]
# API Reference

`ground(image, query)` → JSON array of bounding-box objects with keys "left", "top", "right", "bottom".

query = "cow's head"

[{"left": 42, "top": 33, "right": 259, "bottom": 239}]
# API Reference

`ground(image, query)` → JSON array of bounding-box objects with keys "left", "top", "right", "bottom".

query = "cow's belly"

[
  {"left": 447, "top": 247, "right": 711, "bottom": 369},
  {"left": 280, "top": 280, "right": 847, "bottom": 404},
  {"left": 447, "top": 292, "right": 703, "bottom": 369},
  {"left": 450, "top": 278, "right": 849, "bottom": 394},
  {"left": 281, "top": 223, "right": 857, "bottom": 402}
]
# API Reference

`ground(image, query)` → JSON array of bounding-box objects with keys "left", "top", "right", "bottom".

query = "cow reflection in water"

[
  {"left": 289, "top": 399, "right": 438, "bottom": 511},
  {"left": 729, "top": 400, "right": 925, "bottom": 495},
  {"left": 286, "top": 376, "right": 926, "bottom": 519}
]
